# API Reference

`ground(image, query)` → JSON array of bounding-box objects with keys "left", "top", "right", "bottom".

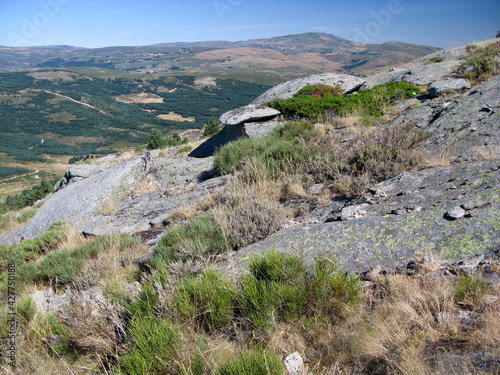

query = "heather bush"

[
  {"left": 264, "top": 81, "right": 423, "bottom": 119},
  {"left": 174, "top": 268, "right": 236, "bottom": 332}
]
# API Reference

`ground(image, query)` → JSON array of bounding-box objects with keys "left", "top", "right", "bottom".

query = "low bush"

[
  {"left": 150, "top": 192, "right": 288, "bottom": 269},
  {"left": 116, "top": 316, "right": 181, "bottom": 375},
  {"left": 174, "top": 268, "right": 236, "bottom": 332},
  {"left": 150, "top": 211, "right": 228, "bottom": 268},
  {"left": 203, "top": 116, "right": 222, "bottom": 138},
  {"left": 454, "top": 273, "right": 489, "bottom": 305},
  {"left": 424, "top": 56, "right": 444, "bottom": 65},
  {"left": 459, "top": 41, "right": 500, "bottom": 83},
  {"left": 214, "top": 120, "right": 428, "bottom": 197},
  {"left": 240, "top": 250, "right": 307, "bottom": 328}
]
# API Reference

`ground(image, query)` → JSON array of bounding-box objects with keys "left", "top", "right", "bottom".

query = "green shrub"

[
  {"left": 176, "top": 145, "right": 192, "bottom": 154},
  {"left": 454, "top": 274, "right": 489, "bottom": 306},
  {"left": 174, "top": 269, "right": 236, "bottom": 332},
  {"left": 264, "top": 81, "right": 423, "bottom": 119},
  {"left": 17, "top": 295, "right": 36, "bottom": 324},
  {"left": 240, "top": 249, "right": 307, "bottom": 328},
  {"left": 150, "top": 211, "right": 227, "bottom": 268},
  {"left": 217, "top": 349, "right": 283, "bottom": 375},
  {"left": 117, "top": 316, "right": 181, "bottom": 375},
  {"left": 460, "top": 41, "right": 500, "bottom": 82},
  {"left": 0, "top": 221, "right": 67, "bottom": 272},
  {"left": 424, "top": 56, "right": 444, "bottom": 65},
  {"left": 203, "top": 116, "right": 222, "bottom": 138},
  {"left": 150, "top": 193, "right": 287, "bottom": 270},
  {"left": 213, "top": 121, "right": 315, "bottom": 179},
  {"left": 307, "top": 257, "right": 362, "bottom": 319}
]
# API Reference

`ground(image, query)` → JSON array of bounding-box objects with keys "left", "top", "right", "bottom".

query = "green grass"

[
  {"left": 16, "top": 208, "right": 38, "bottom": 223},
  {"left": 454, "top": 273, "right": 489, "bottom": 305},
  {"left": 217, "top": 349, "right": 283, "bottom": 375},
  {"left": 214, "top": 120, "right": 428, "bottom": 197}
]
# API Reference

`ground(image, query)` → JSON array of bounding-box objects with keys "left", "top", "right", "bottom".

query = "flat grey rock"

[
  {"left": 428, "top": 78, "right": 471, "bottom": 97},
  {"left": 423, "top": 74, "right": 500, "bottom": 160},
  {"left": 219, "top": 104, "right": 280, "bottom": 125},
  {"left": 0, "top": 152, "right": 154, "bottom": 245}
]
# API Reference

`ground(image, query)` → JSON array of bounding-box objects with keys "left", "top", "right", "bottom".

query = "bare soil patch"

[
  {"left": 157, "top": 112, "right": 196, "bottom": 122},
  {"left": 114, "top": 92, "right": 164, "bottom": 104}
]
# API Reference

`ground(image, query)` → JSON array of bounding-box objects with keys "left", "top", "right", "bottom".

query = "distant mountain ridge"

[{"left": 0, "top": 32, "right": 440, "bottom": 76}]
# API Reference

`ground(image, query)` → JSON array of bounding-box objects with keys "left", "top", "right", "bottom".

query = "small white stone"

[{"left": 285, "top": 352, "right": 304, "bottom": 375}]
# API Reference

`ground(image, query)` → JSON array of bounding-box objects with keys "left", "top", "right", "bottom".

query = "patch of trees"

[
  {"left": 0, "top": 166, "right": 29, "bottom": 178},
  {"left": 0, "top": 179, "right": 55, "bottom": 214},
  {"left": 0, "top": 71, "right": 270, "bottom": 161}
]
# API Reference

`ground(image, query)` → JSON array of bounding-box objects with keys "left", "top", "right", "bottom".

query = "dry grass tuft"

[{"left": 133, "top": 175, "right": 161, "bottom": 194}]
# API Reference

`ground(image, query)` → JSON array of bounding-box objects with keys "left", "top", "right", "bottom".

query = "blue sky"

[{"left": 0, "top": 0, "right": 499, "bottom": 48}]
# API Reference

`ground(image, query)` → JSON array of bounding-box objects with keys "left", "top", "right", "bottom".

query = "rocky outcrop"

[
  {"left": 251, "top": 73, "right": 365, "bottom": 105},
  {"left": 79, "top": 174, "right": 233, "bottom": 237},
  {"left": 219, "top": 104, "right": 281, "bottom": 125},
  {"left": 226, "top": 159, "right": 500, "bottom": 274},
  {"left": 53, "top": 163, "right": 97, "bottom": 191},
  {"left": 428, "top": 78, "right": 471, "bottom": 97},
  {"left": 0, "top": 152, "right": 154, "bottom": 245},
  {"left": 423, "top": 74, "right": 500, "bottom": 161}
]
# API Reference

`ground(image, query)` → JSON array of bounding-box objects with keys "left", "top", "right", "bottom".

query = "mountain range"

[{"left": 0, "top": 32, "right": 440, "bottom": 77}]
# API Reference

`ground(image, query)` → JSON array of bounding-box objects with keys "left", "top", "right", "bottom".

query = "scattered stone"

[
  {"left": 340, "top": 204, "right": 369, "bottom": 221},
  {"left": 456, "top": 253, "right": 485, "bottom": 269},
  {"left": 362, "top": 265, "right": 383, "bottom": 281},
  {"left": 444, "top": 206, "right": 466, "bottom": 220},
  {"left": 307, "top": 183, "right": 325, "bottom": 195},
  {"left": 285, "top": 352, "right": 304, "bottom": 375}
]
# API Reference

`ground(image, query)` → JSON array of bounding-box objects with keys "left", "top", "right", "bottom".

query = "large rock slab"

[
  {"left": 251, "top": 73, "right": 365, "bottom": 105},
  {"left": 423, "top": 74, "right": 500, "bottom": 160},
  {"left": 226, "top": 159, "right": 500, "bottom": 274},
  {"left": 219, "top": 104, "right": 280, "bottom": 125},
  {"left": 362, "top": 60, "right": 461, "bottom": 89},
  {"left": 0, "top": 152, "right": 154, "bottom": 245},
  {"left": 428, "top": 78, "right": 471, "bottom": 97},
  {"left": 79, "top": 174, "right": 235, "bottom": 236}
]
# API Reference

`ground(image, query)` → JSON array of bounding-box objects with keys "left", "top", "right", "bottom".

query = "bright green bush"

[
  {"left": 217, "top": 349, "right": 283, "bottom": 375},
  {"left": 264, "top": 81, "right": 423, "bottom": 119},
  {"left": 150, "top": 211, "right": 227, "bottom": 268},
  {"left": 203, "top": 116, "right": 222, "bottom": 137},
  {"left": 307, "top": 257, "right": 362, "bottom": 319},
  {"left": 454, "top": 274, "right": 489, "bottom": 306},
  {"left": 174, "top": 269, "right": 236, "bottom": 332},
  {"left": 240, "top": 249, "right": 307, "bottom": 328},
  {"left": 117, "top": 316, "right": 181, "bottom": 375}
]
